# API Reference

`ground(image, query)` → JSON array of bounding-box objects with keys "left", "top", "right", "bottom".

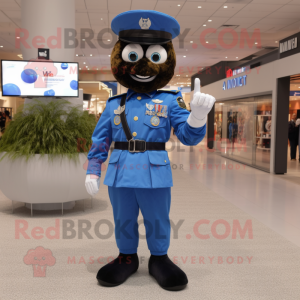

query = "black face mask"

[{"left": 110, "top": 40, "right": 176, "bottom": 94}]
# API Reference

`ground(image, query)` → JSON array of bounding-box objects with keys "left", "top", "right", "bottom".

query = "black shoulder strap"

[{"left": 120, "top": 94, "right": 132, "bottom": 141}]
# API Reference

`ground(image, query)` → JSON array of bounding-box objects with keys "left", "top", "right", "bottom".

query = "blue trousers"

[{"left": 108, "top": 187, "right": 171, "bottom": 255}]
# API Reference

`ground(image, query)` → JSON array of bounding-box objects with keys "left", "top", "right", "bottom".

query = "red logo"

[
  {"left": 43, "top": 71, "right": 54, "bottom": 77},
  {"left": 23, "top": 246, "right": 56, "bottom": 277}
]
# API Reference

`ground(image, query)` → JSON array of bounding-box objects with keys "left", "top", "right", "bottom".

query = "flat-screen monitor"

[{"left": 1, "top": 60, "right": 79, "bottom": 97}]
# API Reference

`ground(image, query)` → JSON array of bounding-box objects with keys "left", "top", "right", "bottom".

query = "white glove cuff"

[
  {"left": 86, "top": 174, "right": 99, "bottom": 180},
  {"left": 187, "top": 113, "right": 207, "bottom": 128}
]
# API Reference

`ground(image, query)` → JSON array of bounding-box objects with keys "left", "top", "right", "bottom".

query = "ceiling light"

[
  {"left": 108, "top": 55, "right": 111, "bottom": 57},
  {"left": 82, "top": 39, "right": 85, "bottom": 41},
  {"left": 275, "top": 41, "right": 278, "bottom": 43},
  {"left": 16, "top": 37, "right": 20, "bottom": 39},
  {"left": 255, "top": 42, "right": 257, "bottom": 45},
  {"left": 208, "top": 20, "right": 212, "bottom": 22},
  {"left": 90, "top": 54, "right": 92, "bottom": 56},
  {"left": 107, "top": 39, "right": 111, "bottom": 41},
  {"left": 183, "top": 55, "right": 186, "bottom": 57},
  {"left": 206, "top": 41, "right": 208, "bottom": 43},
  {"left": 225, "top": 56, "right": 227, "bottom": 58},
  {"left": 186, "top": 75, "right": 188, "bottom": 77},
  {"left": 76, "top": 54, "right": 78, "bottom": 56},
  {"left": 203, "top": 24, "right": 206, "bottom": 26},
  {"left": 79, "top": 68, "right": 81, "bottom": 70},
  {"left": 83, "top": 62, "right": 86, "bottom": 64},
  {"left": 224, "top": 6, "right": 227, "bottom": 8},
  {"left": 0, "top": 46, "right": 3, "bottom": 48},
  {"left": 198, "top": 6, "right": 201, "bottom": 8},
  {"left": 178, "top": 4, "right": 180, "bottom": 6},
  {"left": 190, "top": 41, "right": 193, "bottom": 43},
  {"left": 236, "top": 57, "right": 238, "bottom": 58},
  {"left": 101, "top": 18, "right": 103, "bottom": 20}
]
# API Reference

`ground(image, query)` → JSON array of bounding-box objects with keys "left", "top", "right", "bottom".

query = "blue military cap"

[{"left": 111, "top": 10, "right": 180, "bottom": 45}]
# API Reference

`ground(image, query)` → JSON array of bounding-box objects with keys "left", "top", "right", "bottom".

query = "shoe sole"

[
  {"left": 149, "top": 272, "right": 187, "bottom": 291},
  {"left": 162, "top": 284, "right": 187, "bottom": 291},
  {"left": 97, "top": 269, "right": 137, "bottom": 287}
]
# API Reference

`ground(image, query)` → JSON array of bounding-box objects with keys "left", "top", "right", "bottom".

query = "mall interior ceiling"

[{"left": 0, "top": 0, "right": 300, "bottom": 88}]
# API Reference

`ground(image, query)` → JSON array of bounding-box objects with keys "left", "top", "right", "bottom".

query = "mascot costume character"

[{"left": 85, "top": 10, "right": 216, "bottom": 291}]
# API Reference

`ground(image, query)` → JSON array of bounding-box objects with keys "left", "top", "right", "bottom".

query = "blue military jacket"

[{"left": 87, "top": 88, "right": 206, "bottom": 188}]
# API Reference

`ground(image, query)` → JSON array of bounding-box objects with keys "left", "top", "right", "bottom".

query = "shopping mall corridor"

[{"left": 1, "top": 138, "right": 300, "bottom": 299}]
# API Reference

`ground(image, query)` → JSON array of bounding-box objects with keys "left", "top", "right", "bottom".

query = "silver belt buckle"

[
  {"left": 128, "top": 139, "right": 135, "bottom": 153},
  {"left": 128, "top": 139, "right": 146, "bottom": 153}
]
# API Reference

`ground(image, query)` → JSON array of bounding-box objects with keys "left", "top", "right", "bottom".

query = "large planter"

[{"left": 0, "top": 153, "right": 89, "bottom": 211}]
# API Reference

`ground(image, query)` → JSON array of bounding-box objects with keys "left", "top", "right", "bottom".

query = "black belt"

[{"left": 114, "top": 141, "right": 165, "bottom": 153}]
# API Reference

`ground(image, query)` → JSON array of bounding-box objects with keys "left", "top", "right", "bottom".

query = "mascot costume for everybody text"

[{"left": 85, "top": 10, "right": 216, "bottom": 291}]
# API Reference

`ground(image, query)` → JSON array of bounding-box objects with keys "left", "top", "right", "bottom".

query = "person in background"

[
  {"left": 0, "top": 112, "right": 4, "bottom": 138},
  {"left": 5, "top": 109, "right": 11, "bottom": 120},
  {"left": 229, "top": 117, "right": 238, "bottom": 142},
  {"left": 0, "top": 112, "right": 6, "bottom": 131},
  {"left": 3, "top": 110, "right": 11, "bottom": 131},
  {"left": 214, "top": 117, "right": 217, "bottom": 141},
  {"left": 288, "top": 113, "right": 299, "bottom": 161},
  {"left": 227, "top": 115, "right": 232, "bottom": 140},
  {"left": 296, "top": 117, "right": 300, "bottom": 161}
]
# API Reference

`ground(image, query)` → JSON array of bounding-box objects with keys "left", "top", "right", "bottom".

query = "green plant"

[{"left": 0, "top": 99, "right": 97, "bottom": 161}]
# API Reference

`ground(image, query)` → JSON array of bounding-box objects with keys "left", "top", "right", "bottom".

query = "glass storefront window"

[{"left": 214, "top": 95, "right": 272, "bottom": 172}]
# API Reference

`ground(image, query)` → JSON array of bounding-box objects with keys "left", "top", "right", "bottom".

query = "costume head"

[{"left": 111, "top": 10, "right": 180, "bottom": 94}]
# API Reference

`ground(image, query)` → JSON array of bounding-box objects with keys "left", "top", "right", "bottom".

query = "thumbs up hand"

[{"left": 187, "top": 78, "right": 216, "bottom": 128}]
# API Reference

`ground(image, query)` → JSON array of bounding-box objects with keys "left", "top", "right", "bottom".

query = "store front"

[
  {"left": 79, "top": 81, "right": 117, "bottom": 118},
  {"left": 0, "top": 92, "right": 24, "bottom": 118},
  {"left": 215, "top": 95, "right": 272, "bottom": 172},
  {"left": 197, "top": 32, "right": 300, "bottom": 174}
]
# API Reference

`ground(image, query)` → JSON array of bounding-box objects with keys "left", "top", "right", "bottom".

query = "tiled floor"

[
  {"left": 1, "top": 138, "right": 300, "bottom": 299},
  {"left": 168, "top": 137, "right": 300, "bottom": 248}
]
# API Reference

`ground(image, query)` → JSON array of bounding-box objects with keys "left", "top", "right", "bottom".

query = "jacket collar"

[{"left": 126, "top": 89, "right": 157, "bottom": 100}]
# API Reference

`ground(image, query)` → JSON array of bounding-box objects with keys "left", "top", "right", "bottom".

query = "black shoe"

[
  {"left": 149, "top": 254, "right": 188, "bottom": 291},
  {"left": 96, "top": 253, "right": 139, "bottom": 287}
]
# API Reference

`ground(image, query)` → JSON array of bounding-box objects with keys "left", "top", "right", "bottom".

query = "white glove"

[
  {"left": 85, "top": 174, "right": 100, "bottom": 196},
  {"left": 296, "top": 119, "right": 300, "bottom": 126},
  {"left": 187, "top": 78, "right": 216, "bottom": 128}
]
